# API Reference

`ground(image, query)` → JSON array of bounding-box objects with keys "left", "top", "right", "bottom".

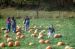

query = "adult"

[
  {"left": 11, "top": 16, "right": 16, "bottom": 33},
  {"left": 24, "top": 16, "right": 30, "bottom": 31}
]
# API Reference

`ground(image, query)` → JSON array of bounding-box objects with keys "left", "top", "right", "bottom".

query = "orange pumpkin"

[
  {"left": 69, "top": 47, "right": 74, "bottom": 49},
  {"left": 46, "top": 46, "right": 52, "bottom": 49},
  {"left": 38, "top": 34, "right": 43, "bottom": 39},
  {"left": 14, "top": 41, "right": 20, "bottom": 46},
  {"left": 34, "top": 29, "right": 38, "bottom": 34},
  {"left": 31, "top": 34, "right": 37, "bottom": 37},
  {"left": 1, "top": 27, "right": 6, "bottom": 30},
  {"left": 7, "top": 38, "right": 13, "bottom": 42},
  {"left": 28, "top": 29, "right": 33, "bottom": 33},
  {"left": 4, "top": 34, "right": 9, "bottom": 38},
  {"left": 16, "top": 26, "right": 21, "bottom": 32},
  {"left": 33, "top": 25, "right": 37, "bottom": 29},
  {"left": 57, "top": 42, "right": 65, "bottom": 46},
  {"left": 20, "top": 34, "right": 25, "bottom": 39},
  {"left": 29, "top": 42, "right": 33, "bottom": 46},
  {"left": 54, "top": 34, "right": 62, "bottom": 38},
  {"left": 8, "top": 41, "right": 14, "bottom": 47},
  {"left": 45, "top": 40, "right": 50, "bottom": 44},
  {"left": 65, "top": 46, "right": 70, "bottom": 49},
  {"left": 39, "top": 32, "right": 43, "bottom": 35},
  {"left": 16, "top": 32, "right": 21, "bottom": 36},
  {"left": 16, "top": 36, "right": 20, "bottom": 40},
  {"left": 4, "top": 30, "right": 9, "bottom": 33},
  {"left": 16, "top": 29, "right": 19, "bottom": 32},
  {"left": 39, "top": 39, "right": 45, "bottom": 44},
  {"left": 0, "top": 42, "right": 5, "bottom": 47},
  {"left": 64, "top": 46, "right": 74, "bottom": 49}
]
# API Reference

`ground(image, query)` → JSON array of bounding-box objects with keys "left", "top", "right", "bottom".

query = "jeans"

[
  {"left": 12, "top": 25, "right": 16, "bottom": 33},
  {"left": 6, "top": 23, "right": 11, "bottom": 32},
  {"left": 25, "top": 24, "right": 29, "bottom": 31}
]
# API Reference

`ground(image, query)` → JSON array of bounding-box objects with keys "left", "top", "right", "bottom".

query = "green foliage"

[{"left": 0, "top": 0, "right": 73, "bottom": 10}]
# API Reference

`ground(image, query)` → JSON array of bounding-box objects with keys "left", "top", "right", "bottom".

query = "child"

[
  {"left": 24, "top": 16, "right": 30, "bottom": 31},
  {"left": 11, "top": 17, "right": 16, "bottom": 33},
  {"left": 48, "top": 25, "right": 55, "bottom": 38},
  {"left": 6, "top": 17, "right": 11, "bottom": 32}
]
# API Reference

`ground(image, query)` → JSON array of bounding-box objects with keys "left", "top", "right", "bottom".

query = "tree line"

[
  {"left": 0, "top": 0, "right": 74, "bottom": 10},
  {"left": 0, "top": 0, "right": 44, "bottom": 9}
]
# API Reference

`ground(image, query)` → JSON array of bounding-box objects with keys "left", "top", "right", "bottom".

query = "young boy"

[
  {"left": 6, "top": 17, "right": 11, "bottom": 32},
  {"left": 11, "top": 17, "right": 16, "bottom": 33},
  {"left": 48, "top": 25, "right": 55, "bottom": 38},
  {"left": 24, "top": 16, "right": 30, "bottom": 31}
]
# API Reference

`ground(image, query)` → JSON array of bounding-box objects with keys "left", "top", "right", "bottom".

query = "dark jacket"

[
  {"left": 48, "top": 27, "right": 55, "bottom": 33},
  {"left": 24, "top": 17, "right": 30, "bottom": 25}
]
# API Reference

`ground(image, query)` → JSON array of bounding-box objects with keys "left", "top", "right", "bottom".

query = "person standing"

[
  {"left": 47, "top": 25, "right": 55, "bottom": 38},
  {"left": 24, "top": 16, "right": 30, "bottom": 31},
  {"left": 11, "top": 17, "right": 16, "bottom": 33},
  {"left": 6, "top": 17, "right": 11, "bottom": 32}
]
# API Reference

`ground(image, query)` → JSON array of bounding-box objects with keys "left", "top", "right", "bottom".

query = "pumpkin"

[
  {"left": 20, "top": 34, "right": 25, "bottom": 39},
  {"left": 8, "top": 41, "right": 14, "bottom": 47},
  {"left": 39, "top": 25, "right": 42, "bottom": 28},
  {"left": 69, "top": 47, "right": 74, "bottom": 49},
  {"left": 57, "top": 42, "right": 65, "bottom": 46},
  {"left": 65, "top": 46, "right": 70, "bottom": 49},
  {"left": 42, "top": 30, "right": 45, "bottom": 32},
  {"left": 16, "top": 29, "right": 19, "bottom": 32},
  {"left": 4, "top": 30, "right": 9, "bottom": 33},
  {"left": 1, "top": 27, "right": 6, "bottom": 30},
  {"left": 39, "top": 39, "right": 45, "bottom": 44},
  {"left": 31, "top": 34, "right": 37, "bottom": 37},
  {"left": 14, "top": 41, "right": 20, "bottom": 46},
  {"left": 39, "top": 32, "right": 43, "bottom": 35},
  {"left": 64, "top": 46, "right": 74, "bottom": 49},
  {"left": 28, "top": 29, "right": 33, "bottom": 33},
  {"left": 4, "top": 34, "right": 9, "bottom": 38},
  {"left": 34, "top": 29, "right": 38, "bottom": 34},
  {"left": 54, "top": 34, "right": 62, "bottom": 38},
  {"left": 29, "top": 42, "right": 33, "bottom": 46},
  {"left": 33, "top": 25, "right": 37, "bottom": 29},
  {"left": 45, "top": 40, "right": 50, "bottom": 44},
  {"left": 7, "top": 38, "right": 13, "bottom": 42},
  {"left": 16, "top": 26, "right": 21, "bottom": 32},
  {"left": 0, "top": 42, "right": 5, "bottom": 47},
  {"left": 16, "top": 26, "right": 21, "bottom": 29},
  {"left": 39, "top": 30, "right": 45, "bottom": 36},
  {"left": 16, "top": 36, "right": 20, "bottom": 40},
  {"left": 38, "top": 34, "right": 43, "bottom": 39},
  {"left": 46, "top": 46, "right": 52, "bottom": 49},
  {"left": 39, "top": 30, "right": 45, "bottom": 34},
  {"left": 16, "top": 32, "right": 21, "bottom": 36}
]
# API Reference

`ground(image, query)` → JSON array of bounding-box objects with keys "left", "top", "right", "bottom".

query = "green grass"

[{"left": 0, "top": 18, "right": 75, "bottom": 49}]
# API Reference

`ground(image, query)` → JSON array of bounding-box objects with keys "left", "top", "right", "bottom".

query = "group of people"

[
  {"left": 6, "top": 16, "right": 30, "bottom": 33},
  {"left": 6, "top": 16, "right": 55, "bottom": 38},
  {"left": 6, "top": 16, "right": 16, "bottom": 33}
]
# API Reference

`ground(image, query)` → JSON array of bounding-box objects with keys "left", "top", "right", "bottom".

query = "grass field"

[
  {"left": 0, "top": 8, "right": 75, "bottom": 18},
  {"left": 0, "top": 18, "right": 75, "bottom": 49}
]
